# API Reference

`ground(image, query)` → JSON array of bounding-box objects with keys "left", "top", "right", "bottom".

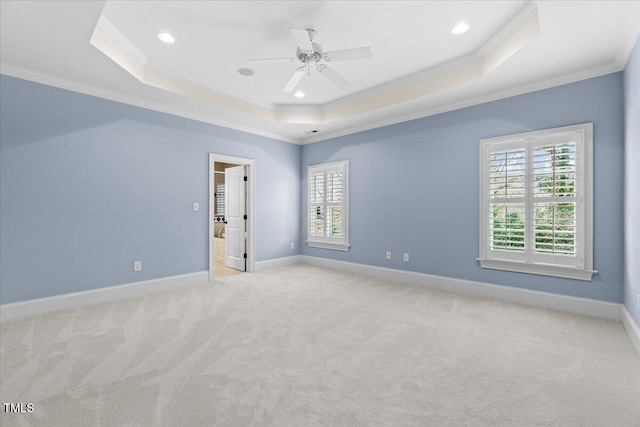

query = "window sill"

[
  {"left": 307, "top": 241, "right": 350, "bottom": 252},
  {"left": 477, "top": 258, "right": 596, "bottom": 281}
]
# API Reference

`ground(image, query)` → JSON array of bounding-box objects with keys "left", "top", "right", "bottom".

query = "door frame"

[{"left": 209, "top": 153, "right": 256, "bottom": 281}]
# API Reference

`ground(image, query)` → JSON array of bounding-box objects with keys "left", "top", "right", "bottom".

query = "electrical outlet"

[
  {"left": 386, "top": 251, "right": 391, "bottom": 259},
  {"left": 133, "top": 261, "right": 142, "bottom": 272},
  {"left": 403, "top": 253, "right": 409, "bottom": 262},
  {"left": 290, "top": 242, "right": 295, "bottom": 250}
]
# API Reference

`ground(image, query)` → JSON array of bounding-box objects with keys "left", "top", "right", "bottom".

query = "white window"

[
  {"left": 478, "top": 123, "right": 595, "bottom": 280},
  {"left": 307, "top": 160, "right": 349, "bottom": 251}
]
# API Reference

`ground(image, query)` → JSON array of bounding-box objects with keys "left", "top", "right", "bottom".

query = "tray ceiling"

[{"left": 1, "top": 1, "right": 639, "bottom": 144}]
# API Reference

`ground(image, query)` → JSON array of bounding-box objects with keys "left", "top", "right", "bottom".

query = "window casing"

[
  {"left": 307, "top": 161, "right": 349, "bottom": 251},
  {"left": 478, "top": 123, "right": 595, "bottom": 281}
]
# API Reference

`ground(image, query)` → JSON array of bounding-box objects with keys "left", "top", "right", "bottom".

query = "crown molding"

[
  {"left": 1, "top": 0, "right": 623, "bottom": 149},
  {"left": 0, "top": 63, "right": 301, "bottom": 145},
  {"left": 319, "top": 9, "right": 540, "bottom": 123},
  {"left": 321, "top": 2, "right": 539, "bottom": 114},
  {"left": 1, "top": 59, "right": 620, "bottom": 147},
  {"left": 145, "top": 59, "right": 276, "bottom": 110},
  {"left": 301, "top": 62, "right": 620, "bottom": 144},
  {"left": 91, "top": 3, "right": 539, "bottom": 125},
  {"left": 98, "top": 16, "right": 148, "bottom": 66},
  {"left": 478, "top": 1, "right": 538, "bottom": 58},
  {"left": 97, "top": 16, "right": 276, "bottom": 110},
  {"left": 616, "top": 2, "right": 640, "bottom": 69}
]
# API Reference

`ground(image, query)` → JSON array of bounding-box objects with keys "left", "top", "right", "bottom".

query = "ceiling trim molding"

[
  {"left": 1, "top": 58, "right": 621, "bottom": 147},
  {"left": 92, "top": 17, "right": 278, "bottom": 117},
  {"left": 0, "top": 63, "right": 301, "bottom": 145},
  {"left": 97, "top": 16, "right": 276, "bottom": 110},
  {"left": 615, "top": 2, "right": 640, "bottom": 69},
  {"left": 91, "top": 23, "right": 280, "bottom": 122},
  {"left": 320, "top": 8, "right": 540, "bottom": 123},
  {"left": 275, "top": 106, "right": 325, "bottom": 124},
  {"left": 477, "top": 1, "right": 538, "bottom": 58},
  {"left": 145, "top": 59, "right": 276, "bottom": 110},
  {"left": 301, "top": 62, "right": 621, "bottom": 144},
  {"left": 98, "top": 16, "right": 148, "bottom": 67},
  {"left": 1, "top": 1, "right": 635, "bottom": 147},
  {"left": 91, "top": 2, "right": 540, "bottom": 125},
  {"left": 319, "top": 2, "right": 539, "bottom": 114}
]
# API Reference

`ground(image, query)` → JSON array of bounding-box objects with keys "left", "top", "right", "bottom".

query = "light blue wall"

[
  {"left": 623, "top": 36, "right": 640, "bottom": 327},
  {"left": 302, "top": 73, "right": 625, "bottom": 303},
  {"left": 0, "top": 71, "right": 629, "bottom": 306},
  {"left": 0, "top": 75, "right": 301, "bottom": 304}
]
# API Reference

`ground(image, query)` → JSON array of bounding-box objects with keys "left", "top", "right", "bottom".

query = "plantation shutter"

[
  {"left": 479, "top": 124, "right": 592, "bottom": 279},
  {"left": 307, "top": 161, "right": 349, "bottom": 250},
  {"left": 530, "top": 132, "right": 583, "bottom": 267},
  {"left": 489, "top": 144, "right": 527, "bottom": 259},
  {"left": 532, "top": 140, "right": 577, "bottom": 256},
  {"left": 216, "top": 183, "right": 225, "bottom": 216},
  {"left": 309, "top": 172, "right": 323, "bottom": 237}
]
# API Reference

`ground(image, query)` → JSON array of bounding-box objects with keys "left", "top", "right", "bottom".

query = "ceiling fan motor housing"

[{"left": 296, "top": 42, "right": 324, "bottom": 64}]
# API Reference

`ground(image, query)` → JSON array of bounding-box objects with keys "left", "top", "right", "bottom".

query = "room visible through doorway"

[{"left": 209, "top": 154, "right": 256, "bottom": 281}]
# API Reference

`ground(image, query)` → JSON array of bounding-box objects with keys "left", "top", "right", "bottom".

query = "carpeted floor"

[{"left": 1, "top": 264, "right": 639, "bottom": 426}]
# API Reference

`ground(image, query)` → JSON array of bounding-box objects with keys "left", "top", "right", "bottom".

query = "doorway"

[{"left": 209, "top": 154, "right": 255, "bottom": 281}]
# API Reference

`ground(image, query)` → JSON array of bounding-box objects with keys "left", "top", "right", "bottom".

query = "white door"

[{"left": 225, "top": 165, "right": 246, "bottom": 271}]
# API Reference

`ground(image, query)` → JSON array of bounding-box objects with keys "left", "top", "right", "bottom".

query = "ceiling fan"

[{"left": 248, "top": 28, "right": 372, "bottom": 92}]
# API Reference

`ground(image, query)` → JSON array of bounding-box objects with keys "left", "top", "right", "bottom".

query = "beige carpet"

[{"left": 1, "top": 264, "right": 639, "bottom": 426}]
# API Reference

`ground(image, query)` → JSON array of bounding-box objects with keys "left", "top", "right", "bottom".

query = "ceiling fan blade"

[
  {"left": 247, "top": 57, "right": 295, "bottom": 63},
  {"left": 283, "top": 68, "right": 305, "bottom": 92},
  {"left": 324, "top": 47, "right": 372, "bottom": 62},
  {"left": 290, "top": 28, "right": 314, "bottom": 53},
  {"left": 318, "top": 65, "right": 350, "bottom": 89}
]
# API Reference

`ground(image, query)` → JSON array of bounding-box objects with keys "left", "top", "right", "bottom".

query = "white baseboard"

[
  {"left": 2, "top": 257, "right": 636, "bottom": 356},
  {"left": 255, "top": 255, "right": 303, "bottom": 272},
  {"left": 622, "top": 306, "right": 640, "bottom": 356},
  {"left": 299, "top": 256, "right": 622, "bottom": 321},
  {"left": 0, "top": 271, "right": 209, "bottom": 322}
]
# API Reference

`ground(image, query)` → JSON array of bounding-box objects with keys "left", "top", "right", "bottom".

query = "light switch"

[{"left": 193, "top": 202, "right": 199, "bottom": 211}]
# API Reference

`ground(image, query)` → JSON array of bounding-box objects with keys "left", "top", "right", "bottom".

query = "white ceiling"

[
  {"left": 1, "top": 1, "right": 639, "bottom": 144},
  {"left": 99, "top": 1, "right": 527, "bottom": 105}
]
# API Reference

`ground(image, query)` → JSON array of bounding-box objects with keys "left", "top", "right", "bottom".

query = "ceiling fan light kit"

[{"left": 248, "top": 28, "right": 373, "bottom": 93}]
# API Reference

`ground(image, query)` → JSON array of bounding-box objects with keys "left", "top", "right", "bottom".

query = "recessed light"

[
  {"left": 238, "top": 68, "right": 254, "bottom": 77},
  {"left": 452, "top": 22, "right": 469, "bottom": 35},
  {"left": 158, "top": 32, "right": 175, "bottom": 44},
  {"left": 294, "top": 91, "right": 305, "bottom": 98}
]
